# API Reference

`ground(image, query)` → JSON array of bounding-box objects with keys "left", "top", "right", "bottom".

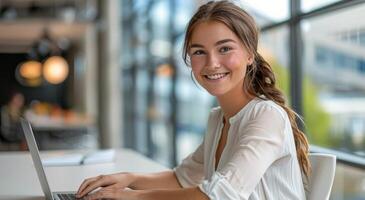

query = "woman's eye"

[
  {"left": 220, "top": 46, "right": 232, "bottom": 53},
  {"left": 192, "top": 50, "right": 205, "bottom": 55}
]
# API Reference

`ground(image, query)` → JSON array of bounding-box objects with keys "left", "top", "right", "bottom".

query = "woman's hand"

[
  {"left": 83, "top": 188, "right": 139, "bottom": 200},
  {"left": 76, "top": 172, "right": 135, "bottom": 198}
]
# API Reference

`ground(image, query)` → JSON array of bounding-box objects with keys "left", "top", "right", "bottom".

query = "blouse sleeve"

[
  {"left": 199, "top": 103, "right": 286, "bottom": 200},
  {"left": 174, "top": 138, "right": 205, "bottom": 188}
]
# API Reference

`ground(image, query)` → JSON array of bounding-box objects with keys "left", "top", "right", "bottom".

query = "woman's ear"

[{"left": 248, "top": 54, "right": 254, "bottom": 66}]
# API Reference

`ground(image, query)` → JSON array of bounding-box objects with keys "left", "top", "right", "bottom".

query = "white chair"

[{"left": 307, "top": 153, "right": 336, "bottom": 200}]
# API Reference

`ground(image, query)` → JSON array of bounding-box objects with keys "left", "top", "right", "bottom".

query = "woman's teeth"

[{"left": 205, "top": 73, "right": 229, "bottom": 80}]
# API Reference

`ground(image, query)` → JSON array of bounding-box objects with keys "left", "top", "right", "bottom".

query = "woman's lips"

[{"left": 204, "top": 72, "right": 230, "bottom": 80}]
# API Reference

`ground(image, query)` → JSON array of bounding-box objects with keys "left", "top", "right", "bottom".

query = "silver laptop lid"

[{"left": 21, "top": 118, "right": 54, "bottom": 200}]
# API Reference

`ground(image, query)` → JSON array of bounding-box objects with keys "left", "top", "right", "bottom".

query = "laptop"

[{"left": 21, "top": 119, "right": 83, "bottom": 200}]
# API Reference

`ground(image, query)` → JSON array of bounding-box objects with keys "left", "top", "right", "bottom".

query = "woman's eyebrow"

[
  {"left": 215, "top": 39, "right": 236, "bottom": 46},
  {"left": 190, "top": 43, "right": 204, "bottom": 48},
  {"left": 190, "top": 39, "right": 236, "bottom": 49}
]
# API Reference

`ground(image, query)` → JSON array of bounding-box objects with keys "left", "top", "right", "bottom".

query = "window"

[
  {"left": 259, "top": 26, "right": 290, "bottom": 97},
  {"left": 241, "top": 0, "right": 289, "bottom": 26},
  {"left": 302, "top": 4, "right": 365, "bottom": 158},
  {"left": 301, "top": 0, "right": 342, "bottom": 12},
  {"left": 296, "top": 2, "right": 365, "bottom": 199}
]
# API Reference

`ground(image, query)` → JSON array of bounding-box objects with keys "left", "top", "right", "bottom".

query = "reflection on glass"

[
  {"left": 302, "top": 4, "right": 365, "bottom": 159},
  {"left": 301, "top": 0, "right": 341, "bottom": 12}
]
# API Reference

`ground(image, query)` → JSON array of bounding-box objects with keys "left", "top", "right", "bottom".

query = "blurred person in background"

[{"left": 0, "top": 90, "right": 27, "bottom": 150}]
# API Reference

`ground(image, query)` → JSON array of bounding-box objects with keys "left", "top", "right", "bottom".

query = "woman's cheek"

[
  {"left": 223, "top": 54, "right": 244, "bottom": 70},
  {"left": 191, "top": 57, "right": 205, "bottom": 71},
  {"left": 191, "top": 67, "right": 203, "bottom": 83}
]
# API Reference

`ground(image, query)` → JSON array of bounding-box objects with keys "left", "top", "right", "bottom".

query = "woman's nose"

[{"left": 206, "top": 54, "right": 220, "bottom": 69}]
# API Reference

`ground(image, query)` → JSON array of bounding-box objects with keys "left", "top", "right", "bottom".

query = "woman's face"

[{"left": 189, "top": 21, "right": 253, "bottom": 97}]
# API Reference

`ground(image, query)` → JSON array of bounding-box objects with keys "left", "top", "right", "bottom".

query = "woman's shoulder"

[
  {"left": 234, "top": 98, "right": 289, "bottom": 152},
  {"left": 248, "top": 98, "right": 287, "bottom": 121}
]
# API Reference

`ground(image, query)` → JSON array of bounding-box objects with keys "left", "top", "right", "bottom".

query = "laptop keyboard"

[{"left": 56, "top": 193, "right": 82, "bottom": 200}]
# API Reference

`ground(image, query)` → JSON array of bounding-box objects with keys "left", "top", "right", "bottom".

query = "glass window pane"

[
  {"left": 174, "top": 0, "right": 195, "bottom": 33},
  {"left": 331, "top": 163, "right": 365, "bottom": 199},
  {"left": 302, "top": 4, "right": 365, "bottom": 156},
  {"left": 259, "top": 26, "right": 290, "bottom": 98},
  {"left": 194, "top": 0, "right": 289, "bottom": 27},
  {"left": 240, "top": 0, "right": 289, "bottom": 26},
  {"left": 302, "top": 5, "right": 365, "bottom": 198},
  {"left": 176, "top": 76, "right": 213, "bottom": 163},
  {"left": 150, "top": 71, "right": 174, "bottom": 166},
  {"left": 301, "top": 0, "right": 341, "bottom": 12},
  {"left": 150, "top": 0, "right": 170, "bottom": 38}
]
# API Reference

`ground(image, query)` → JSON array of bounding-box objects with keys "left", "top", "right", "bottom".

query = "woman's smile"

[{"left": 204, "top": 72, "right": 230, "bottom": 81}]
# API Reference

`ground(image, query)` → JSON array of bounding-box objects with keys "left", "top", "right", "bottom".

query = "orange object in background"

[
  {"left": 25, "top": 101, "right": 94, "bottom": 128},
  {"left": 50, "top": 105, "right": 63, "bottom": 118}
]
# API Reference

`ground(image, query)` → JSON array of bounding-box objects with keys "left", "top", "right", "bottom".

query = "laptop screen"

[{"left": 21, "top": 118, "right": 54, "bottom": 200}]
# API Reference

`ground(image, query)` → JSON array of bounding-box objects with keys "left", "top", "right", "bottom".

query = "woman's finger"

[
  {"left": 77, "top": 176, "right": 99, "bottom": 195},
  {"left": 77, "top": 175, "right": 111, "bottom": 197},
  {"left": 84, "top": 188, "right": 120, "bottom": 200}
]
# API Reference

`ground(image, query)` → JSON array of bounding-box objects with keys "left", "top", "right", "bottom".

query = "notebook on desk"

[
  {"left": 21, "top": 118, "right": 83, "bottom": 200},
  {"left": 42, "top": 148, "right": 115, "bottom": 166}
]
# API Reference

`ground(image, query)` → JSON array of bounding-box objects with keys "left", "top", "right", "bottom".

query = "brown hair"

[{"left": 183, "top": 1, "right": 311, "bottom": 179}]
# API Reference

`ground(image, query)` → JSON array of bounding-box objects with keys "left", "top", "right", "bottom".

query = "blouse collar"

[{"left": 223, "top": 97, "right": 259, "bottom": 124}]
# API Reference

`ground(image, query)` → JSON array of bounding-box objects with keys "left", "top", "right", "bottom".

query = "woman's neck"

[{"left": 217, "top": 87, "right": 253, "bottom": 122}]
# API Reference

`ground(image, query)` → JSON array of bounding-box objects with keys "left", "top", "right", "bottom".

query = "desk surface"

[{"left": 0, "top": 149, "right": 168, "bottom": 200}]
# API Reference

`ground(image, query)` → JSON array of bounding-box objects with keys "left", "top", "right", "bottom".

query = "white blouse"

[{"left": 174, "top": 97, "right": 306, "bottom": 200}]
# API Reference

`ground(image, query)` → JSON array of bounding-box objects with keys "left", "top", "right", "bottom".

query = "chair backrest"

[{"left": 308, "top": 153, "right": 336, "bottom": 200}]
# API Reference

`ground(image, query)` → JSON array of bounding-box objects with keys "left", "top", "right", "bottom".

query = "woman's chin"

[{"left": 207, "top": 89, "right": 227, "bottom": 97}]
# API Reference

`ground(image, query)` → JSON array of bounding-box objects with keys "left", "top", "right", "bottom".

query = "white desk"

[{"left": 0, "top": 149, "right": 168, "bottom": 200}]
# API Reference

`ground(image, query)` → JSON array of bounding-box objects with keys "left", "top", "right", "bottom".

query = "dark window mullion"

[
  {"left": 169, "top": 0, "right": 178, "bottom": 167},
  {"left": 289, "top": 0, "right": 303, "bottom": 126}
]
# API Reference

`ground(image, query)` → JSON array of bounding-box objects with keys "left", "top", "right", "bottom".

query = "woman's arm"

[
  {"left": 77, "top": 170, "right": 182, "bottom": 198},
  {"left": 83, "top": 186, "right": 210, "bottom": 200},
  {"left": 78, "top": 135, "right": 205, "bottom": 199},
  {"left": 137, "top": 187, "right": 210, "bottom": 200},
  {"left": 129, "top": 170, "right": 182, "bottom": 189}
]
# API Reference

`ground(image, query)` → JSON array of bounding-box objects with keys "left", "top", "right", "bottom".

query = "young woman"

[{"left": 76, "top": 1, "right": 310, "bottom": 199}]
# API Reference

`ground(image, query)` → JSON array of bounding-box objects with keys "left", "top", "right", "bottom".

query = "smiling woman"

[{"left": 76, "top": 1, "right": 309, "bottom": 200}]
